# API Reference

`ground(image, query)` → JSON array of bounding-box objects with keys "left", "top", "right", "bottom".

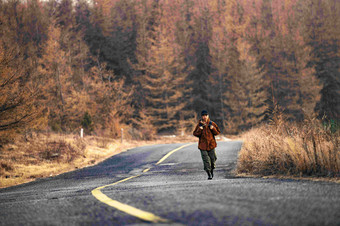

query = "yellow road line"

[
  {"left": 95, "top": 175, "right": 140, "bottom": 190},
  {"left": 143, "top": 168, "right": 151, "bottom": 173},
  {"left": 91, "top": 143, "right": 192, "bottom": 223},
  {"left": 92, "top": 186, "right": 168, "bottom": 223},
  {"left": 156, "top": 143, "right": 193, "bottom": 165}
]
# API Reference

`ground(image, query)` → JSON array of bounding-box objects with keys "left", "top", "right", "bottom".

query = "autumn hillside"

[{"left": 0, "top": 0, "right": 339, "bottom": 185}]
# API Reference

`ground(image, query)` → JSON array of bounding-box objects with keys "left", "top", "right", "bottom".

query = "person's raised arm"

[
  {"left": 210, "top": 121, "right": 220, "bottom": 135},
  {"left": 193, "top": 123, "right": 203, "bottom": 137}
]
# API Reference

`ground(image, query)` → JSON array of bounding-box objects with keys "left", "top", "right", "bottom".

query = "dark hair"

[{"left": 201, "top": 110, "right": 208, "bottom": 116}]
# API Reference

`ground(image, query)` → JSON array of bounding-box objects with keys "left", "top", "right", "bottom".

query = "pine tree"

[
  {"left": 88, "top": 60, "right": 133, "bottom": 137},
  {"left": 209, "top": 0, "right": 258, "bottom": 132},
  {"left": 23, "top": 0, "right": 49, "bottom": 58},
  {"left": 173, "top": 0, "right": 196, "bottom": 126},
  {"left": 0, "top": 0, "right": 46, "bottom": 140},
  {"left": 189, "top": 5, "right": 213, "bottom": 115},
  {"left": 299, "top": 0, "right": 340, "bottom": 121},
  {"left": 208, "top": 0, "right": 228, "bottom": 127},
  {"left": 105, "top": 0, "right": 138, "bottom": 82},
  {"left": 0, "top": 42, "right": 42, "bottom": 138},
  {"left": 134, "top": 1, "right": 188, "bottom": 133},
  {"left": 244, "top": 0, "right": 288, "bottom": 122},
  {"left": 38, "top": 23, "right": 73, "bottom": 131},
  {"left": 243, "top": 0, "right": 323, "bottom": 123},
  {"left": 241, "top": 58, "right": 268, "bottom": 127},
  {"left": 270, "top": 0, "right": 321, "bottom": 120}
]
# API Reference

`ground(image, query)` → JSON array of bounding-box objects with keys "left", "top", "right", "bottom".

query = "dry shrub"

[
  {"left": 0, "top": 162, "right": 13, "bottom": 177},
  {"left": 237, "top": 114, "right": 339, "bottom": 178},
  {"left": 94, "top": 136, "right": 115, "bottom": 149},
  {"left": 0, "top": 133, "right": 86, "bottom": 179},
  {"left": 39, "top": 141, "right": 81, "bottom": 162},
  {"left": 127, "top": 127, "right": 157, "bottom": 140},
  {"left": 22, "top": 133, "right": 86, "bottom": 163}
]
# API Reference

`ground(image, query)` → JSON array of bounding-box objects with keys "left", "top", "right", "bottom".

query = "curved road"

[{"left": 0, "top": 141, "right": 339, "bottom": 225}]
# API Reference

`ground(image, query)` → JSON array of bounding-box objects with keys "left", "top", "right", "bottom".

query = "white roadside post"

[
  {"left": 80, "top": 128, "right": 84, "bottom": 138},
  {"left": 121, "top": 128, "right": 124, "bottom": 143}
]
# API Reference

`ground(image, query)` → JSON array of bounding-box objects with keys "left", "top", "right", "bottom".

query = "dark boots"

[
  {"left": 206, "top": 170, "right": 212, "bottom": 180},
  {"left": 206, "top": 169, "right": 214, "bottom": 180}
]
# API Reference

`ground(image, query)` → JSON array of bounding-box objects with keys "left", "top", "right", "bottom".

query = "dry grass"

[
  {"left": 0, "top": 132, "right": 196, "bottom": 188},
  {"left": 237, "top": 115, "right": 340, "bottom": 181},
  {"left": 0, "top": 133, "right": 86, "bottom": 188}
]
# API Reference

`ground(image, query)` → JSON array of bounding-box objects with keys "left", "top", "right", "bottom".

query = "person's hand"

[
  {"left": 210, "top": 125, "right": 214, "bottom": 129},
  {"left": 199, "top": 121, "right": 205, "bottom": 129}
]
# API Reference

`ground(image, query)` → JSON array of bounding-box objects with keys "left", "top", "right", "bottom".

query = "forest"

[{"left": 1, "top": 0, "right": 339, "bottom": 141}]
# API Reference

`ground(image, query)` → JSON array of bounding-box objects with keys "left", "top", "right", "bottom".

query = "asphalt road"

[{"left": 0, "top": 141, "right": 339, "bottom": 226}]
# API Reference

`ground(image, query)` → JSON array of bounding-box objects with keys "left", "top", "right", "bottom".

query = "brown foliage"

[
  {"left": 0, "top": 43, "right": 44, "bottom": 144},
  {"left": 1, "top": 0, "right": 338, "bottom": 137}
]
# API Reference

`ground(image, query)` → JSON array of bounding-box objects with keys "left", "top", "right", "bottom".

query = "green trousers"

[{"left": 200, "top": 149, "right": 217, "bottom": 171}]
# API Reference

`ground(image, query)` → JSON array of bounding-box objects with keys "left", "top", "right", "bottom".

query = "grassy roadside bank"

[
  {"left": 237, "top": 117, "right": 339, "bottom": 182},
  {"left": 0, "top": 133, "right": 196, "bottom": 189},
  {"left": 2, "top": 124, "right": 338, "bottom": 189}
]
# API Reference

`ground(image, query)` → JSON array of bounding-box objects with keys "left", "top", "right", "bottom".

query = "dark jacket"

[{"left": 193, "top": 119, "right": 220, "bottom": 151}]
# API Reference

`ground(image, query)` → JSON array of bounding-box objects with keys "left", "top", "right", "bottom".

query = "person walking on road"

[{"left": 193, "top": 110, "right": 220, "bottom": 180}]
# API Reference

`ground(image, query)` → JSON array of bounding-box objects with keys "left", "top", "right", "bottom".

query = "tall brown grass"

[{"left": 237, "top": 114, "right": 339, "bottom": 178}]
